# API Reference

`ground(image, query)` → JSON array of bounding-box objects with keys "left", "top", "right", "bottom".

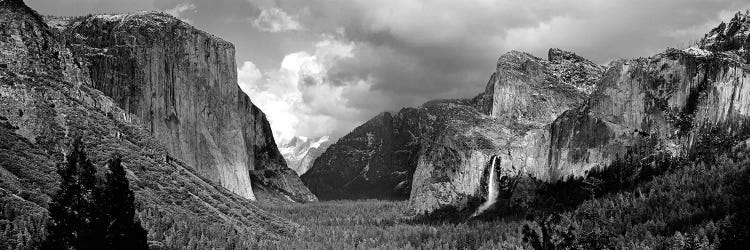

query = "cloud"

[
  {"left": 164, "top": 3, "right": 197, "bottom": 23},
  {"left": 253, "top": 7, "right": 303, "bottom": 32},
  {"left": 238, "top": 36, "right": 380, "bottom": 143}
]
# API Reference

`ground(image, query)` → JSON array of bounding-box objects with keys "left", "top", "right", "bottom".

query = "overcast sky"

[{"left": 28, "top": 0, "right": 750, "bottom": 143}]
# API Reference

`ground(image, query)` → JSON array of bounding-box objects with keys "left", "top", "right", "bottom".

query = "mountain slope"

[{"left": 0, "top": 0, "right": 299, "bottom": 248}]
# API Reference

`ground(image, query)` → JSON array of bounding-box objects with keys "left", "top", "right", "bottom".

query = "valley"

[
  {"left": 2, "top": 0, "right": 750, "bottom": 249},
  {"left": 258, "top": 142, "right": 750, "bottom": 249}
]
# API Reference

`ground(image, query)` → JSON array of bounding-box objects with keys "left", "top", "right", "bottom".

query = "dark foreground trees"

[{"left": 44, "top": 139, "right": 148, "bottom": 250}]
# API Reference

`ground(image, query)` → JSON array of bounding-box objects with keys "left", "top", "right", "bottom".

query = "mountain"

[
  {"left": 280, "top": 136, "right": 333, "bottom": 176},
  {"left": 409, "top": 49, "right": 606, "bottom": 213},
  {"left": 306, "top": 11, "right": 750, "bottom": 215},
  {"left": 302, "top": 109, "right": 423, "bottom": 200},
  {"left": 302, "top": 48, "right": 605, "bottom": 202},
  {"left": 0, "top": 0, "right": 305, "bottom": 248},
  {"left": 52, "top": 11, "right": 316, "bottom": 203}
]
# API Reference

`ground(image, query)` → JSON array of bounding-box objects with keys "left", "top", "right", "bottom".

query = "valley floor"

[{"left": 256, "top": 200, "right": 526, "bottom": 249}]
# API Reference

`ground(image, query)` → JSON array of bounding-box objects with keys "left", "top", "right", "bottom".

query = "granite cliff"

[
  {"left": 49, "top": 12, "right": 315, "bottom": 202},
  {"left": 0, "top": 0, "right": 303, "bottom": 248},
  {"left": 407, "top": 49, "right": 604, "bottom": 214}
]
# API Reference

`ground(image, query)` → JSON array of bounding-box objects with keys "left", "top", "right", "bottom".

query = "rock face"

[
  {"left": 0, "top": 1, "right": 297, "bottom": 248},
  {"left": 279, "top": 136, "right": 333, "bottom": 176},
  {"left": 701, "top": 11, "right": 750, "bottom": 63},
  {"left": 51, "top": 12, "right": 315, "bottom": 202},
  {"left": 304, "top": 49, "right": 604, "bottom": 208}
]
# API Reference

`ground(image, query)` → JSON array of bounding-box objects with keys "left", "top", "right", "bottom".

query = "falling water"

[{"left": 472, "top": 155, "right": 499, "bottom": 217}]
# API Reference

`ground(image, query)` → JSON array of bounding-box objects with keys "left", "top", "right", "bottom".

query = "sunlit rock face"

[
  {"left": 484, "top": 49, "right": 603, "bottom": 124},
  {"left": 0, "top": 1, "right": 297, "bottom": 248},
  {"left": 52, "top": 12, "right": 316, "bottom": 202}
]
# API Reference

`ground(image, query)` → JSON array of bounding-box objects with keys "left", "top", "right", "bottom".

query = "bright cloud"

[
  {"left": 253, "top": 7, "right": 303, "bottom": 32},
  {"left": 238, "top": 36, "right": 378, "bottom": 143}
]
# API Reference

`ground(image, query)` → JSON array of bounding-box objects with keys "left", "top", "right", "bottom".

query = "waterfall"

[{"left": 472, "top": 155, "right": 499, "bottom": 217}]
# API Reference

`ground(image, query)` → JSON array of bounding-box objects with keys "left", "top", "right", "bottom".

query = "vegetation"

[
  {"left": 257, "top": 200, "right": 527, "bottom": 249},
  {"left": 519, "top": 126, "right": 750, "bottom": 249},
  {"left": 43, "top": 139, "right": 148, "bottom": 250}
]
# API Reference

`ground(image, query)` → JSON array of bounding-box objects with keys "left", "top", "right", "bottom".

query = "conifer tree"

[
  {"left": 101, "top": 157, "right": 148, "bottom": 250},
  {"left": 44, "top": 140, "right": 82, "bottom": 250},
  {"left": 44, "top": 138, "right": 104, "bottom": 250}
]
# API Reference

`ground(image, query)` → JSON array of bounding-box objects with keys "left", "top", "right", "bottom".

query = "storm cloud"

[{"left": 27, "top": 0, "right": 750, "bottom": 143}]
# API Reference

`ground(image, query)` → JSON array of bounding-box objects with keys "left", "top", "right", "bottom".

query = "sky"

[{"left": 28, "top": 0, "right": 750, "bottom": 144}]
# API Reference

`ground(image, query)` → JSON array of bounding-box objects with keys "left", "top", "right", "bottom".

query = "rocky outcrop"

[
  {"left": 280, "top": 136, "right": 333, "bottom": 176},
  {"left": 51, "top": 12, "right": 315, "bottom": 202},
  {"left": 482, "top": 50, "right": 603, "bottom": 123},
  {"left": 0, "top": 1, "right": 297, "bottom": 248},
  {"left": 700, "top": 11, "right": 750, "bottom": 63},
  {"left": 304, "top": 49, "right": 604, "bottom": 210}
]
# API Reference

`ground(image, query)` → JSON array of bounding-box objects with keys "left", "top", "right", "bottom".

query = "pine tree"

[
  {"left": 74, "top": 141, "right": 106, "bottom": 250},
  {"left": 44, "top": 139, "right": 148, "bottom": 250},
  {"left": 101, "top": 157, "right": 148, "bottom": 250},
  {"left": 44, "top": 138, "right": 90, "bottom": 250}
]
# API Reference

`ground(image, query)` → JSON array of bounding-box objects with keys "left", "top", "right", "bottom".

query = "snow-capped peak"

[{"left": 280, "top": 136, "right": 334, "bottom": 175}]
